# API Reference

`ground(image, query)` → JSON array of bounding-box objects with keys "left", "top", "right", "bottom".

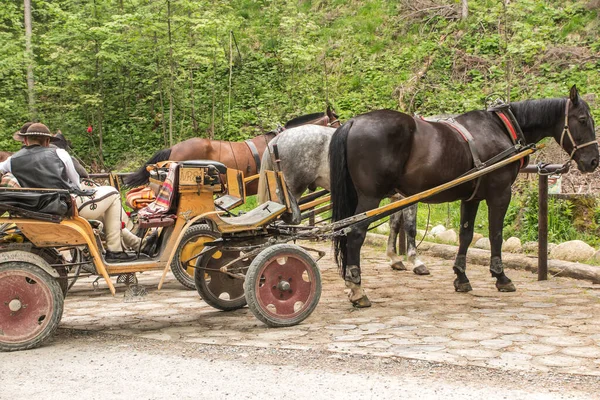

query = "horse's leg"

[
  {"left": 487, "top": 195, "right": 516, "bottom": 292},
  {"left": 454, "top": 200, "right": 480, "bottom": 292},
  {"left": 403, "top": 204, "right": 430, "bottom": 275},
  {"left": 345, "top": 196, "right": 380, "bottom": 308},
  {"left": 387, "top": 212, "right": 406, "bottom": 271}
]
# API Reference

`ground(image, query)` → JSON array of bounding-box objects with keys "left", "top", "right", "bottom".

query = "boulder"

[
  {"left": 593, "top": 250, "right": 600, "bottom": 264},
  {"left": 374, "top": 222, "right": 390, "bottom": 235},
  {"left": 430, "top": 224, "right": 446, "bottom": 236},
  {"left": 523, "top": 241, "right": 538, "bottom": 254},
  {"left": 436, "top": 229, "right": 457, "bottom": 244},
  {"left": 474, "top": 237, "right": 491, "bottom": 250},
  {"left": 470, "top": 233, "right": 483, "bottom": 247},
  {"left": 549, "top": 240, "right": 595, "bottom": 262},
  {"left": 502, "top": 237, "right": 522, "bottom": 253}
]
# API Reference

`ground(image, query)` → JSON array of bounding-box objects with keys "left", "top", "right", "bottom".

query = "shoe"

[
  {"left": 140, "top": 230, "right": 159, "bottom": 256},
  {"left": 105, "top": 250, "right": 137, "bottom": 262}
]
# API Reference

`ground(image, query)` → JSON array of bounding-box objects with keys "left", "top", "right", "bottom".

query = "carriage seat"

[
  {"left": 181, "top": 160, "right": 227, "bottom": 174},
  {"left": 216, "top": 201, "right": 286, "bottom": 231},
  {"left": 0, "top": 188, "right": 73, "bottom": 222}
]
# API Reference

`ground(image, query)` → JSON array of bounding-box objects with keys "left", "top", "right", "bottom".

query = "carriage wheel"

[
  {"left": 172, "top": 224, "right": 219, "bottom": 290},
  {"left": 245, "top": 244, "right": 321, "bottom": 327},
  {"left": 0, "top": 258, "right": 64, "bottom": 352},
  {"left": 194, "top": 246, "right": 247, "bottom": 311}
]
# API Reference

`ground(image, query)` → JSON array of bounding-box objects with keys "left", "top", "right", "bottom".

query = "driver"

[{"left": 0, "top": 123, "right": 141, "bottom": 262}]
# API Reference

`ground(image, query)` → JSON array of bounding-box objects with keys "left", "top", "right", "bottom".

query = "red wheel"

[
  {"left": 0, "top": 255, "right": 64, "bottom": 352},
  {"left": 245, "top": 244, "right": 321, "bottom": 327}
]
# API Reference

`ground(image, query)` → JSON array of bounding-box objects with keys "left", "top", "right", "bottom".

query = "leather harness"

[{"left": 244, "top": 139, "right": 262, "bottom": 173}]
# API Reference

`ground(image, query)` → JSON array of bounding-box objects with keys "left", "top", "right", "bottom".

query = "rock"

[
  {"left": 470, "top": 233, "right": 483, "bottom": 247},
  {"left": 592, "top": 250, "right": 600, "bottom": 264},
  {"left": 502, "top": 237, "right": 522, "bottom": 253},
  {"left": 549, "top": 240, "right": 595, "bottom": 262},
  {"left": 436, "top": 229, "right": 457, "bottom": 244},
  {"left": 374, "top": 222, "right": 390, "bottom": 235},
  {"left": 547, "top": 243, "right": 557, "bottom": 254},
  {"left": 523, "top": 241, "right": 538, "bottom": 254},
  {"left": 430, "top": 224, "right": 446, "bottom": 236},
  {"left": 474, "top": 237, "right": 491, "bottom": 250},
  {"left": 416, "top": 229, "right": 426, "bottom": 239}
]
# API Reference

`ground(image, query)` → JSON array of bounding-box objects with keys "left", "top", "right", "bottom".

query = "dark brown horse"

[
  {"left": 330, "top": 86, "right": 598, "bottom": 308},
  {"left": 124, "top": 108, "right": 340, "bottom": 194}
]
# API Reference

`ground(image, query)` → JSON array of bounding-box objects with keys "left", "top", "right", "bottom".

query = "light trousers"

[{"left": 74, "top": 186, "right": 140, "bottom": 252}]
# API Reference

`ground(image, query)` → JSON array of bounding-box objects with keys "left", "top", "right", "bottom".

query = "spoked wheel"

[
  {"left": 172, "top": 224, "right": 219, "bottom": 290},
  {"left": 245, "top": 244, "right": 321, "bottom": 327},
  {"left": 0, "top": 253, "right": 64, "bottom": 352},
  {"left": 195, "top": 246, "right": 247, "bottom": 311}
]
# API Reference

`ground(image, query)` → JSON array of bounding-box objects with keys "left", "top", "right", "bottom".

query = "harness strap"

[
  {"left": 245, "top": 139, "right": 261, "bottom": 173},
  {"left": 437, "top": 120, "right": 484, "bottom": 170},
  {"left": 493, "top": 107, "right": 528, "bottom": 169},
  {"left": 420, "top": 116, "right": 483, "bottom": 200}
]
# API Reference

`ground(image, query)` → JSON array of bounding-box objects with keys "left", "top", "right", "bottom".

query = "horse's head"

[
  {"left": 51, "top": 130, "right": 73, "bottom": 151},
  {"left": 558, "top": 85, "right": 598, "bottom": 173}
]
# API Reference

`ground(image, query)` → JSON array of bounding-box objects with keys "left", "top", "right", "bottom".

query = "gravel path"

[{"left": 1, "top": 330, "right": 598, "bottom": 400}]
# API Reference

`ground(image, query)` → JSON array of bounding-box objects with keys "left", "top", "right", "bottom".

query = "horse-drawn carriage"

[{"left": 0, "top": 159, "right": 324, "bottom": 351}]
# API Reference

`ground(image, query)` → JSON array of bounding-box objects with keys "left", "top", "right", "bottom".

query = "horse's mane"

[
  {"left": 284, "top": 112, "right": 325, "bottom": 128},
  {"left": 510, "top": 98, "right": 567, "bottom": 131}
]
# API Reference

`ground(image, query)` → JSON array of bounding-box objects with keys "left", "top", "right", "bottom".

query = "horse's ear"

[{"left": 570, "top": 85, "right": 580, "bottom": 106}]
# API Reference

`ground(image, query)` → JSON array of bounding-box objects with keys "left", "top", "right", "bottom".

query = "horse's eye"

[{"left": 579, "top": 117, "right": 587, "bottom": 125}]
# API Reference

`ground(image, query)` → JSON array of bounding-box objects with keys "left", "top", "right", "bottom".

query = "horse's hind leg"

[
  {"left": 345, "top": 196, "right": 380, "bottom": 308},
  {"left": 454, "top": 200, "right": 480, "bottom": 292},
  {"left": 487, "top": 196, "right": 516, "bottom": 292},
  {"left": 403, "top": 204, "right": 430, "bottom": 275},
  {"left": 387, "top": 212, "right": 407, "bottom": 271}
]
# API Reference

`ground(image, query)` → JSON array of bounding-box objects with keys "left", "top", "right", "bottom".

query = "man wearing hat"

[{"left": 0, "top": 123, "right": 141, "bottom": 262}]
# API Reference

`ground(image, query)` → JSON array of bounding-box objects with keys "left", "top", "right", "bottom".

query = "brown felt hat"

[
  {"left": 20, "top": 123, "right": 60, "bottom": 142},
  {"left": 12, "top": 122, "right": 34, "bottom": 142}
]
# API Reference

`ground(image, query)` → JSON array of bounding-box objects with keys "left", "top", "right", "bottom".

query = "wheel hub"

[
  {"left": 277, "top": 280, "right": 291, "bottom": 292},
  {"left": 8, "top": 298, "right": 22, "bottom": 312}
]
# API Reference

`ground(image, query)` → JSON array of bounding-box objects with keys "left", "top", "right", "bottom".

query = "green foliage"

[{"left": 2, "top": 1, "right": 600, "bottom": 246}]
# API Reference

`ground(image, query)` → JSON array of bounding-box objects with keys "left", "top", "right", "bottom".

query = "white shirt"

[{"left": 0, "top": 148, "right": 81, "bottom": 190}]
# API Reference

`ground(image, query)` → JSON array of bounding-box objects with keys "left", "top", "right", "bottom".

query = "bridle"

[
  {"left": 328, "top": 117, "right": 341, "bottom": 128},
  {"left": 559, "top": 99, "right": 598, "bottom": 160}
]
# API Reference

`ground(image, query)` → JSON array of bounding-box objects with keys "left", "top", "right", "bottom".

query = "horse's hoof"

[
  {"left": 351, "top": 296, "right": 372, "bottom": 308},
  {"left": 496, "top": 281, "right": 516, "bottom": 292},
  {"left": 413, "top": 265, "right": 430, "bottom": 275},
  {"left": 454, "top": 279, "right": 473, "bottom": 292},
  {"left": 391, "top": 261, "right": 407, "bottom": 271}
]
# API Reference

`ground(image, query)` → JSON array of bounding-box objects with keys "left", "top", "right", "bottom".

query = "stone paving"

[{"left": 61, "top": 242, "right": 600, "bottom": 375}]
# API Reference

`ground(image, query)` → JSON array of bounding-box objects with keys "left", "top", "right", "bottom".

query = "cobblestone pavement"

[{"left": 62, "top": 242, "right": 600, "bottom": 376}]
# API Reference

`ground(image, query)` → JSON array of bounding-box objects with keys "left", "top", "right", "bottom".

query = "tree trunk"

[
  {"left": 461, "top": 0, "right": 468, "bottom": 20},
  {"left": 23, "top": 0, "right": 36, "bottom": 119},
  {"left": 167, "top": 0, "right": 174, "bottom": 147},
  {"left": 154, "top": 33, "right": 168, "bottom": 147}
]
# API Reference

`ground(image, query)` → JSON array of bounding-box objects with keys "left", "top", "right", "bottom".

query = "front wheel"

[
  {"left": 0, "top": 255, "right": 64, "bottom": 352},
  {"left": 245, "top": 244, "right": 321, "bottom": 327},
  {"left": 171, "top": 224, "right": 219, "bottom": 290}
]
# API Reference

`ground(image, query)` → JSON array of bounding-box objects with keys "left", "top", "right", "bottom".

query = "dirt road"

[{"left": 1, "top": 330, "right": 598, "bottom": 400}]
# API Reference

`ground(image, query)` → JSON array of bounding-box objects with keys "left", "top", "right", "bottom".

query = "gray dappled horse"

[
  {"left": 330, "top": 86, "right": 598, "bottom": 308},
  {"left": 257, "top": 124, "right": 429, "bottom": 275}
]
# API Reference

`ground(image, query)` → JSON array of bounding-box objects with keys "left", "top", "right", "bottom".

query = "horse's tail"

[
  {"left": 329, "top": 120, "right": 357, "bottom": 278},
  {"left": 257, "top": 147, "right": 274, "bottom": 204},
  {"left": 123, "top": 148, "right": 172, "bottom": 187}
]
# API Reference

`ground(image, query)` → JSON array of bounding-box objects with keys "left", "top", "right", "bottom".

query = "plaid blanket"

[
  {"left": 0, "top": 173, "right": 21, "bottom": 188},
  {"left": 138, "top": 163, "right": 176, "bottom": 218}
]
